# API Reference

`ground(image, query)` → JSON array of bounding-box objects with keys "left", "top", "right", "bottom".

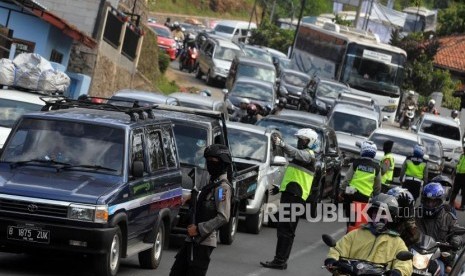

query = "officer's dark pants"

[
  {"left": 402, "top": 180, "right": 422, "bottom": 202},
  {"left": 450, "top": 173, "right": 465, "bottom": 208},
  {"left": 169, "top": 242, "right": 214, "bottom": 276},
  {"left": 343, "top": 191, "right": 370, "bottom": 229},
  {"left": 275, "top": 191, "right": 305, "bottom": 263}
]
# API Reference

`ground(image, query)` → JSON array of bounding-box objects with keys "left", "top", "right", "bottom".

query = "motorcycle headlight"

[
  {"left": 412, "top": 249, "right": 432, "bottom": 270},
  {"left": 68, "top": 204, "right": 108, "bottom": 223},
  {"left": 382, "top": 105, "right": 397, "bottom": 113}
]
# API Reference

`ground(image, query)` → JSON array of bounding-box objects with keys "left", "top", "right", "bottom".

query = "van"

[
  {"left": 225, "top": 55, "right": 277, "bottom": 91},
  {"left": 213, "top": 20, "right": 257, "bottom": 42}
]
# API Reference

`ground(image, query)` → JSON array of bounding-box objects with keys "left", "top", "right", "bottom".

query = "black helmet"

[
  {"left": 452, "top": 110, "right": 459, "bottom": 118},
  {"left": 431, "top": 175, "right": 453, "bottom": 187},
  {"left": 382, "top": 140, "right": 394, "bottom": 153},
  {"left": 368, "top": 193, "right": 399, "bottom": 223},
  {"left": 278, "top": 97, "right": 287, "bottom": 107},
  {"left": 204, "top": 144, "right": 232, "bottom": 164}
]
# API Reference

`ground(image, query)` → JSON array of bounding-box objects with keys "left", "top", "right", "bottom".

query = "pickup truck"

[
  {"left": 226, "top": 122, "right": 287, "bottom": 234},
  {"left": 0, "top": 99, "right": 183, "bottom": 276}
]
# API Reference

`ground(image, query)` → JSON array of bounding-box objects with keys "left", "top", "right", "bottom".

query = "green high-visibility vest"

[
  {"left": 457, "top": 155, "right": 465, "bottom": 174},
  {"left": 380, "top": 153, "right": 394, "bottom": 185},
  {"left": 349, "top": 166, "right": 376, "bottom": 197},
  {"left": 405, "top": 160, "right": 426, "bottom": 179},
  {"left": 280, "top": 157, "right": 315, "bottom": 201}
]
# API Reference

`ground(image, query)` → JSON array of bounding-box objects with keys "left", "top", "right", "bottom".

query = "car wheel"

[
  {"left": 205, "top": 70, "right": 213, "bottom": 85},
  {"left": 94, "top": 227, "right": 122, "bottom": 276},
  {"left": 138, "top": 221, "right": 165, "bottom": 269},
  {"left": 245, "top": 198, "right": 265, "bottom": 234},
  {"left": 219, "top": 211, "right": 239, "bottom": 245},
  {"left": 195, "top": 65, "right": 202, "bottom": 79}
]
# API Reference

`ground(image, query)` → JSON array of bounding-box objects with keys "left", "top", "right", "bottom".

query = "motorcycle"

[
  {"left": 400, "top": 105, "right": 415, "bottom": 130},
  {"left": 179, "top": 46, "right": 198, "bottom": 73},
  {"left": 174, "top": 37, "right": 183, "bottom": 58},
  {"left": 321, "top": 234, "right": 413, "bottom": 275}
]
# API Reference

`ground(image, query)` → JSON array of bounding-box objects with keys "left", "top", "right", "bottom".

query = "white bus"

[{"left": 291, "top": 22, "right": 407, "bottom": 123}]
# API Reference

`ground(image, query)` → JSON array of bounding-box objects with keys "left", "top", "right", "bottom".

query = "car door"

[{"left": 200, "top": 41, "right": 213, "bottom": 74}]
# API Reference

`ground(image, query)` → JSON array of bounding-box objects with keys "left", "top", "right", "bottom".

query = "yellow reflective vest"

[
  {"left": 380, "top": 153, "right": 394, "bottom": 185},
  {"left": 405, "top": 159, "right": 426, "bottom": 179},
  {"left": 349, "top": 163, "right": 377, "bottom": 197},
  {"left": 457, "top": 155, "right": 465, "bottom": 174},
  {"left": 280, "top": 151, "right": 315, "bottom": 201}
]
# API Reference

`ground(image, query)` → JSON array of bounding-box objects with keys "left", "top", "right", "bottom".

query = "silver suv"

[{"left": 195, "top": 35, "right": 242, "bottom": 86}]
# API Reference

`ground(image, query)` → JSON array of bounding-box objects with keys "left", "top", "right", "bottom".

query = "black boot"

[{"left": 260, "top": 258, "right": 287, "bottom": 270}]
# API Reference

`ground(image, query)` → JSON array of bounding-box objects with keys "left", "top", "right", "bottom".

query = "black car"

[
  {"left": 301, "top": 76, "right": 351, "bottom": 115},
  {"left": 277, "top": 69, "right": 311, "bottom": 108},
  {"left": 256, "top": 111, "right": 342, "bottom": 208}
]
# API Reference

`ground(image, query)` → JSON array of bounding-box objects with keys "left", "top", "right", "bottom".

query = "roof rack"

[{"left": 1, "top": 85, "right": 64, "bottom": 96}]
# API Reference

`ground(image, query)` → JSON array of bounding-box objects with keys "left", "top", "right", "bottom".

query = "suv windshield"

[
  {"left": 0, "top": 99, "right": 43, "bottom": 128},
  {"left": 237, "top": 64, "right": 276, "bottom": 83},
  {"left": 369, "top": 134, "right": 419, "bottom": 156},
  {"left": 317, "top": 82, "right": 351, "bottom": 98},
  {"left": 214, "top": 46, "right": 241, "bottom": 62},
  {"left": 172, "top": 124, "right": 208, "bottom": 168},
  {"left": 421, "top": 120, "right": 461, "bottom": 141},
  {"left": 228, "top": 127, "right": 267, "bottom": 162},
  {"left": 283, "top": 73, "right": 308, "bottom": 87},
  {"left": 329, "top": 112, "right": 377, "bottom": 137},
  {"left": 231, "top": 82, "right": 273, "bottom": 102},
  {"left": 1, "top": 118, "right": 125, "bottom": 175},
  {"left": 422, "top": 138, "right": 442, "bottom": 160}
]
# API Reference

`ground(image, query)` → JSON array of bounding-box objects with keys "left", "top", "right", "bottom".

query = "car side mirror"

[
  {"left": 276, "top": 78, "right": 281, "bottom": 84},
  {"left": 382, "top": 116, "right": 388, "bottom": 122},
  {"left": 355, "top": 141, "right": 361, "bottom": 148},
  {"left": 423, "top": 154, "right": 429, "bottom": 161},
  {"left": 271, "top": 156, "right": 287, "bottom": 166},
  {"left": 411, "top": 125, "right": 417, "bottom": 132},
  {"left": 396, "top": 251, "right": 413, "bottom": 261},
  {"left": 222, "top": 89, "right": 229, "bottom": 94},
  {"left": 132, "top": 160, "right": 144, "bottom": 178}
]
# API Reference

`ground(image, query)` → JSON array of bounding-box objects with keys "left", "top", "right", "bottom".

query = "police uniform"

[
  {"left": 450, "top": 153, "right": 465, "bottom": 209},
  {"left": 400, "top": 156, "right": 428, "bottom": 201},
  {"left": 170, "top": 174, "right": 231, "bottom": 276},
  {"left": 380, "top": 152, "right": 394, "bottom": 193}
]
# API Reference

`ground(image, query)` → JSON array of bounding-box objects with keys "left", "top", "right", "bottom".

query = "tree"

[
  {"left": 437, "top": 2, "right": 465, "bottom": 36},
  {"left": 248, "top": 21, "right": 294, "bottom": 53}
]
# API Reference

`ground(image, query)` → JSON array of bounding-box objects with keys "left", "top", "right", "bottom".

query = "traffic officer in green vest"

[
  {"left": 339, "top": 140, "right": 381, "bottom": 230},
  {"left": 380, "top": 140, "right": 395, "bottom": 193},
  {"left": 399, "top": 144, "right": 428, "bottom": 202},
  {"left": 260, "top": 128, "right": 318, "bottom": 270},
  {"left": 449, "top": 142, "right": 465, "bottom": 210}
]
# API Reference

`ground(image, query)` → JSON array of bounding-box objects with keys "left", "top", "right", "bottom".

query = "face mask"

[
  {"left": 297, "top": 139, "right": 308, "bottom": 150},
  {"left": 206, "top": 160, "right": 226, "bottom": 177}
]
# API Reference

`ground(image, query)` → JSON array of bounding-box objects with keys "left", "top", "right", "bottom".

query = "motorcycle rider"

[
  {"left": 325, "top": 194, "right": 413, "bottom": 276},
  {"left": 399, "top": 90, "right": 417, "bottom": 125},
  {"left": 260, "top": 129, "right": 318, "bottom": 270},
  {"left": 240, "top": 103, "right": 262, "bottom": 124},
  {"left": 399, "top": 144, "right": 428, "bottom": 201},
  {"left": 179, "top": 33, "right": 197, "bottom": 68},
  {"left": 170, "top": 144, "right": 232, "bottom": 276},
  {"left": 450, "top": 141, "right": 465, "bottom": 210},
  {"left": 270, "top": 97, "right": 287, "bottom": 115},
  {"left": 416, "top": 182, "right": 463, "bottom": 275},
  {"left": 172, "top": 22, "right": 184, "bottom": 58},
  {"left": 451, "top": 110, "right": 461, "bottom": 126},
  {"left": 339, "top": 141, "right": 381, "bottom": 231},
  {"left": 421, "top": 99, "right": 440, "bottom": 115},
  {"left": 380, "top": 140, "right": 395, "bottom": 193},
  {"left": 230, "top": 98, "right": 250, "bottom": 122}
]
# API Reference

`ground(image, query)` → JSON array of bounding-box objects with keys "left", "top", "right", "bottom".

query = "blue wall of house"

[{"left": 0, "top": 2, "right": 72, "bottom": 67}]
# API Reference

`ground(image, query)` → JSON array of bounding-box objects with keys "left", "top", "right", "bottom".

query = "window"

[
  {"left": 50, "top": 49, "right": 63, "bottom": 63},
  {"left": 146, "top": 126, "right": 166, "bottom": 171},
  {"left": 13, "top": 38, "right": 35, "bottom": 57},
  {"left": 161, "top": 124, "right": 178, "bottom": 168},
  {"left": 131, "top": 128, "right": 146, "bottom": 175}
]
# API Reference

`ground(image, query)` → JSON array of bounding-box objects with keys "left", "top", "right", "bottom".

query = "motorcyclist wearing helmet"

[
  {"left": 170, "top": 144, "right": 232, "bottom": 276},
  {"left": 260, "top": 128, "right": 318, "bottom": 270},
  {"left": 270, "top": 97, "right": 287, "bottom": 115},
  {"left": 416, "top": 182, "right": 463, "bottom": 274},
  {"left": 421, "top": 99, "right": 440, "bottom": 115},
  {"left": 451, "top": 110, "right": 461, "bottom": 126},
  {"left": 387, "top": 187, "right": 420, "bottom": 247},
  {"left": 380, "top": 140, "right": 395, "bottom": 193},
  {"left": 325, "top": 194, "right": 413, "bottom": 276},
  {"left": 450, "top": 142, "right": 465, "bottom": 210},
  {"left": 339, "top": 141, "right": 381, "bottom": 230},
  {"left": 240, "top": 103, "right": 262, "bottom": 124},
  {"left": 399, "top": 90, "right": 417, "bottom": 125},
  {"left": 171, "top": 21, "right": 185, "bottom": 41},
  {"left": 180, "top": 32, "right": 197, "bottom": 65},
  {"left": 399, "top": 144, "right": 428, "bottom": 201},
  {"left": 230, "top": 98, "right": 250, "bottom": 122}
]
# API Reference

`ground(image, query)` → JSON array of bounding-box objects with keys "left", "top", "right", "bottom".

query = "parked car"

[
  {"left": 147, "top": 22, "right": 177, "bottom": 60},
  {"left": 0, "top": 99, "right": 183, "bottom": 276},
  {"left": 195, "top": 35, "right": 243, "bottom": 86},
  {"left": 239, "top": 44, "right": 274, "bottom": 64},
  {"left": 411, "top": 113, "right": 462, "bottom": 174},
  {"left": 366, "top": 128, "right": 425, "bottom": 184},
  {"left": 223, "top": 77, "right": 276, "bottom": 116},
  {"left": 421, "top": 135, "right": 445, "bottom": 180},
  {"left": 226, "top": 122, "right": 287, "bottom": 233},
  {"left": 108, "top": 89, "right": 180, "bottom": 106},
  {"left": 225, "top": 55, "right": 277, "bottom": 91},
  {"left": 277, "top": 69, "right": 311, "bottom": 108},
  {"left": 301, "top": 77, "right": 352, "bottom": 115},
  {"left": 169, "top": 92, "right": 225, "bottom": 112},
  {"left": 256, "top": 111, "right": 342, "bottom": 208},
  {"left": 0, "top": 88, "right": 46, "bottom": 148}
]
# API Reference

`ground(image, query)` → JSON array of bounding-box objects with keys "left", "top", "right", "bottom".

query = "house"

[
  {"left": 0, "top": 0, "right": 158, "bottom": 98},
  {"left": 434, "top": 34, "right": 465, "bottom": 82}
]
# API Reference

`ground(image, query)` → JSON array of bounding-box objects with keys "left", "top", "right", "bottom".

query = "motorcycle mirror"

[
  {"left": 423, "top": 154, "right": 429, "bottom": 161},
  {"left": 411, "top": 125, "right": 418, "bottom": 132},
  {"left": 322, "top": 234, "right": 336, "bottom": 247},
  {"left": 395, "top": 251, "right": 413, "bottom": 261}
]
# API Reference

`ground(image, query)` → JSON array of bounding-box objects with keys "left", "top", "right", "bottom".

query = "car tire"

[
  {"left": 138, "top": 221, "right": 165, "bottom": 269},
  {"left": 205, "top": 70, "right": 213, "bottom": 85},
  {"left": 219, "top": 211, "right": 239, "bottom": 245},
  {"left": 195, "top": 65, "right": 203, "bottom": 79},
  {"left": 245, "top": 198, "right": 265, "bottom": 234},
  {"left": 94, "top": 227, "right": 122, "bottom": 276}
]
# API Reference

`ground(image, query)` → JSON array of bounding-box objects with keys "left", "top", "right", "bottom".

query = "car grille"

[{"left": 0, "top": 198, "right": 68, "bottom": 218}]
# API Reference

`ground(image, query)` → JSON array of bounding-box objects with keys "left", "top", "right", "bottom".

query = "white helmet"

[
  {"left": 360, "top": 140, "right": 377, "bottom": 158},
  {"left": 408, "top": 90, "right": 415, "bottom": 96},
  {"left": 240, "top": 98, "right": 250, "bottom": 104},
  {"left": 429, "top": 99, "right": 436, "bottom": 105},
  {"left": 295, "top": 128, "right": 318, "bottom": 148}
]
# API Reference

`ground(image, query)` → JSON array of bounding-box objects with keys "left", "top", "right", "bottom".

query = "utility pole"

[
  {"left": 248, "top": 0, "right": 258, "bottom": 30},
  {"left": 270, "top": 0, "right": 277, "bottom": 23},
  {"left": 354, "top": 0, "right": 363, "bottom": 29},
  {"left": 290, "top": 0, "right": 306, "bottom": 58}
]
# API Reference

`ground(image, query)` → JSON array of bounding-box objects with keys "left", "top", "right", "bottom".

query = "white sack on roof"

[{"left": 0, "top": 58, "right": 15, "bottom": 86}]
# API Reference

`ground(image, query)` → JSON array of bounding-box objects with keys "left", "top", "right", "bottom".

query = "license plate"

[
  {"left": 413, "top": 269, "right": 431, "bottom": 276},
  {"left": 7, "top": 225, "right": 50, "bottom": 244}
]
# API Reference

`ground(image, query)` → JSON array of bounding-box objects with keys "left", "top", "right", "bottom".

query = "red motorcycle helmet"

[{"left": 247, "top": 103, "right": 258, "bottom": 115}]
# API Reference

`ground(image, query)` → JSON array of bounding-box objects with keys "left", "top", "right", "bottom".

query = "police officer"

[
  {"left": 170, "top": 144, "right": 232, "bottom": 276},
  {"left": 399, "top": 144, "right": 428, "bottom": 202},
  {"left": 449, "top": 142, "right": 465, "bottom": 210},
  {"left": 339, "top": 141, "right": 381, "bottom": 231},
  {"left": 380, "top": 140, "right": 395, "bottom": 193},
  {"left": 270, "top": 97, "right": 287, "bottom": 115},
  {"left": 260, "top": 128, "right": 318, "bottom": 270}
]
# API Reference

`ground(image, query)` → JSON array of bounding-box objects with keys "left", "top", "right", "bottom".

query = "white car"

[{"left": 0, "top": 89, "right": 45, "bottom": 148}]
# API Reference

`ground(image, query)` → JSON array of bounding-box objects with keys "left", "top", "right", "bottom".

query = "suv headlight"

[
  {"left": 382, "top": 105, "right": 397, "bottom": 113},
  {"left": 454, "top": 147, "right": 463, "bottom": 155},
  {"left": 213, "top": 67, "right": 227, "bottom": 74},
  {"left": 68, "top": 204, "right": 108, "bottom": 223}
]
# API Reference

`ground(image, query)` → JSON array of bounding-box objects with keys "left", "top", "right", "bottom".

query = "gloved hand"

[
  {"left": 270, "top": 185, "right": 280, "bottom": 195},
  {"left": 324, "top": 258, "right": 338, "bottom": 273},
  {"left": 388, "top": 269, "right": 401, "bottom": 276},
  {"left": 397, "top": 193, "right": 414, "bottom": 218},
  {"left": 273, "top": 136, "right": 285, "bottom": 147}
]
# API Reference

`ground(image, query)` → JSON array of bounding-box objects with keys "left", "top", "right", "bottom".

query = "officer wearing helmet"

[
  {"left": 270, "top": 97, "right": 287, "bottom": 115},
  {"left": 260, "top": 128, "right": 318, "bottom": 270},
  {"left": 421, "top": 99, "right": 440, "bottom": 115},
  {"left": 416, "top": 182, "right": 463, "bottom": 273},
  {"left": 172, "top": 21, "right": 184, "bottom": 41},
  {"left": 339, "top": 141, "right": 381, "bottom": 230},
  {"left": 380, "top": 140, "right": 395, "bottom": 193},
  {"left": 230, "top": 98, "right": 250, "bottom": 122},
  {"left": 451, "top": 110, "right": 461, "bottom": 126},
  {"left": 170, "top": 144, "right": 232, "bottom": 276},
  {"left": 399, "top": 144, "right": 428, "bottom": 201},
  {"left": 325, "top": 194, "right": 413, "bottom": 276}
]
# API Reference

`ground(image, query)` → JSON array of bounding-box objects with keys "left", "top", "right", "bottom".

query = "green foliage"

[
  {"left": 248, "top": 22, "right": 294, "bottom": 53},
  {"left": 151, "top": 0, "right": 255, "bottom": 19},
  {"left": 437, "top": 2, "right": 465, "bottom": 36},
  {"left": 335, "top": 14, "right": 352, "bottom": 26},
  {"left": 157, "top": 78, "right": 179, "bottom": 94},
  {"left": 158, "top": 53, "right": 171, "bottom": 74},
  {"left": 262, "top": 0, "right": 332, "bottom": 24}
]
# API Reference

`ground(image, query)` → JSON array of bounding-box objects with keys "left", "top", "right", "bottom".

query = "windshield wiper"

[
  {"left": 10, "top": 159, "right": 71, "bottom": 169},
  {"left": 236, "top": 156, "right": 262, "bottom": 162},
  {"left": 61, "top": 164, "right": 116, "bottom": 172}
]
